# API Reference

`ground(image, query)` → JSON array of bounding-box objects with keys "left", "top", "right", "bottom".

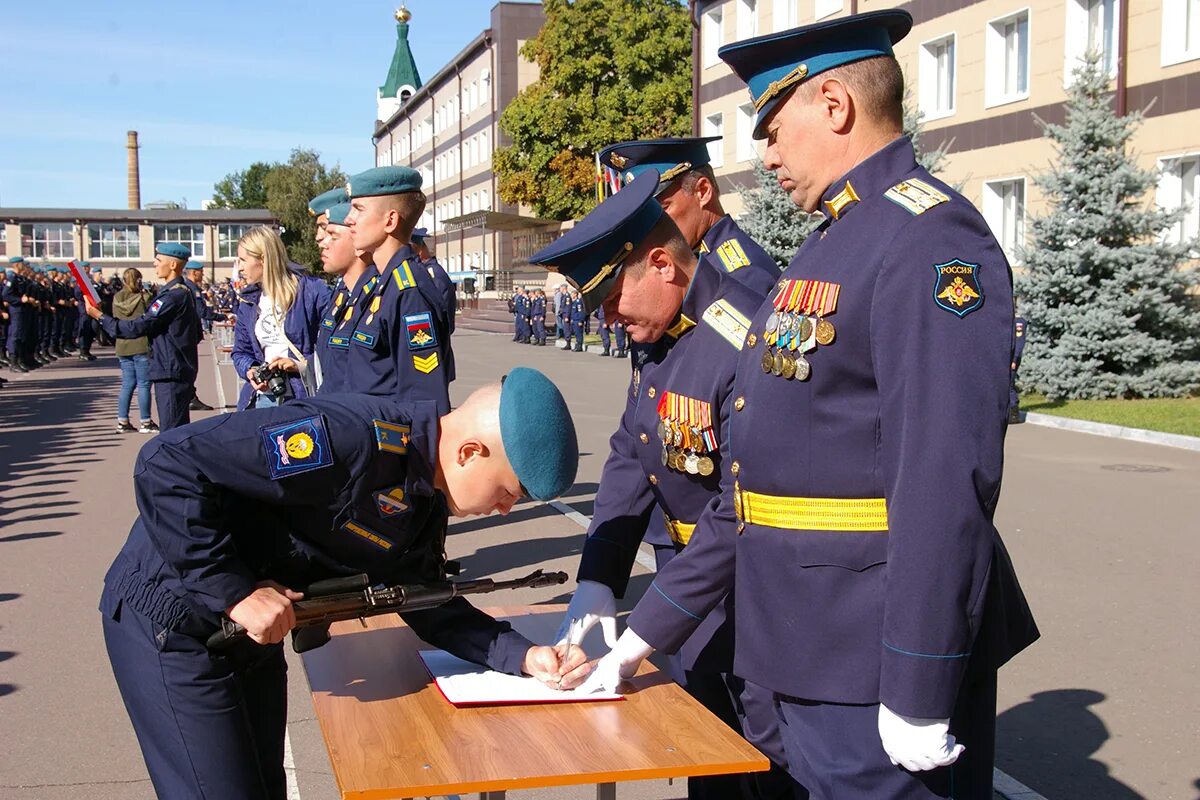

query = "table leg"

[
  {"left": 479, "top": 792, "right": 506, "bottom": 799},
  {"left": 595, "top": 783, "right": 616, "bottom": 800}
]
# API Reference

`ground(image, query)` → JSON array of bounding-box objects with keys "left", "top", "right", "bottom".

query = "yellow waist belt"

[
  {"left": 734, "top": 484, "right": 888, "bottom": 532},
  {"left": 663, "top": 515, "right": 696, "bottom": 546}
]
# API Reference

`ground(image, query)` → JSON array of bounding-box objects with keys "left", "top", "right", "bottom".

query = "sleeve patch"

[
  {"left": 413, "top": 352, "right": 440, "bottom": 374},
  {"left": 373, "top": 420, "right": 411, "bottom": 454},
  {"left": 932, "top": 259, "right": 984, "bottom": 317},
  {"left": 702, "top": 298, "right": 752, "bottom": 350},
  {"left": 884, "top": 178, "right": 950, "bottom": 216},
  {"left": 259, "top": 415, "right": 334, "bottom": 480},
  {"left": 148, "top": 299, "right": 164, "bottom": 316},
  {"left": 393, "top": 261, "right": 417, "bottom": 291},
  {"left": 374, "top": 486, "right": 410, "bottom": 516},
  {"left": 715, "top": 238, "right": 751, "bottom": 273},
  {"left": 405, "top": 311, "right": 437, "bottom": 350}
]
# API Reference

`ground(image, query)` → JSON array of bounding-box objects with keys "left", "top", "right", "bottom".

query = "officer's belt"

[
  {"left": 662, "top": 514, "right": 696, "bottom": 546},
  {"left": 734, "top": 484, "right": 888, "bottom": 531}
]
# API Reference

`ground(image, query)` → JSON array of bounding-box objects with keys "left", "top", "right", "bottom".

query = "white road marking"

[
  {"left": 283, "top": 728, "right": 302, "bottom": 800},
  {"left": 547, "top": 500, "right": 657, "bottom": 571}
]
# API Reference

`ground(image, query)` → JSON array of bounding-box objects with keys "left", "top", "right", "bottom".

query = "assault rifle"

[{"left": 206, "top": 569, "right": 568, "bottom": 653}]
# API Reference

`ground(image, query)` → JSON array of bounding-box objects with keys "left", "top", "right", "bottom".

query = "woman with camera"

[{"left": 232, "top": 226, "right": 331, "bottom": 409}]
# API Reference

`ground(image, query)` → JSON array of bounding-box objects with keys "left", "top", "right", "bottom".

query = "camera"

[{"left": 251, "top": 364, "right": 289, "bottom": 399}]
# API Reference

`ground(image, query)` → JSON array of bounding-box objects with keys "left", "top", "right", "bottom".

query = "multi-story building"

[
  {"left": 0, "top": 207, "right": 277, "bottom": 282},
  {"left": 372, "top": 2, "right": 561, "bottom": 291},
  {"left": 693, "top": 0, "right": 1200, "bottom": 265}
]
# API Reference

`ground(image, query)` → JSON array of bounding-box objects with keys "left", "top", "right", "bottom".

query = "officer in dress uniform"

[
  {"left": 315, "top": 201, "right": 376, "bottom": 394},
  {"left": 344, "top": 166, "right": 452, "bottom": 414},
  {"left": 88, "top": 242, "right": 203, "bottom": 431},
  {"left": 1009, "top": 317, "right": 1027, "bottom": 423},
  {"left": 512, "top": 286, "right": 528, "bottom": 343},
  {"left": 530, "top": 288, "right": 547, "bottom": 345},
  {"left": 532, "top": 171, "right": 794, "bottom": 800},
  {"left": 99, "top": 369, "right": 589, "bottom": 800},
  {"left": 585, "top": 13, "right": 1039, "bottom": 799},
  {"left": 568, "top": 289, "right": 586, "bottom": 352}
]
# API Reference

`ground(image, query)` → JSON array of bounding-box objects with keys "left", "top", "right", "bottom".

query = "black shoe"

[
  {"left": 190, "top": 398, "right": 214, "bottom": 411},
  {"left": 600, "top": 349, "right": 610, "bottom": 357},
  {"left": 0, "top": 357, "right": 8, "bottom": 368},
  {"left": 11, "top": 363, "right": 27, "bottom": 374},
  {"left": 573, "top": 346, "right": 583, "bottom": 352},
  {"left": 615, "top": 349, "right": 626, "bottom": 358},
  {"left": 79, "top": 351, "right": 97, "bottom": 362}
]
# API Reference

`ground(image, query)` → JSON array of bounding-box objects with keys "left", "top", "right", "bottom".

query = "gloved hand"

[
  {"left": 877, "top": 704, "right": 964, "bottom": 772},
  {"left": 576, "top": 627, "right": 654, "bottom": 694},
  {"left": 554, "top": 580, "right": 617, "bottom": 649}
]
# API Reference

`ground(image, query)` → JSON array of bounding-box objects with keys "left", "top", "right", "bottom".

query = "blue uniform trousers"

[
  {"left": 102, "top": 602, "right": 288, "bottom": 800},
  {"left": 154, "top": 380, "right": 193, "bottom": 431},
  {"left": 78, "top": 310, "right": 95, "bottom": 353},
  {"left": 599, "top": 325, "right": 611, "bottom": 352},
  {"left": 775, "top": 672, "right": 997, "bottom": 800},
  {"left": 6, "top": 311, "right": 24, "bottom": 360},
  {"left": 533, "top": 317, "right": 546, "bottom": 344},
  {"left": 571, "top": 320, "right": 585, "bottom": 350}
]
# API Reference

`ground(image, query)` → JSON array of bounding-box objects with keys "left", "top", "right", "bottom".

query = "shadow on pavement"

[
  {"left": 455, "top": 532, "right": 586, "bottom": 578},
  {"left": 996, "top": 689, "right": 1145, "bottom": 800}
]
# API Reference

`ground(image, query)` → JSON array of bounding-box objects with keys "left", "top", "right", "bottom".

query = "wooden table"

[{"left": 302, "top": 605, "right": 768, "bottom": 800}]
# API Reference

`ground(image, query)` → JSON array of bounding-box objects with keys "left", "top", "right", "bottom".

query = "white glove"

[
  {"left": 577, "top": 627, "right": 654, "bottom": 694},
  {"left": 554, "top": 580, "right": 617, "bottom": 649},
  {"left": 877, "top": 704, "right": 965, "bottom": 772}
]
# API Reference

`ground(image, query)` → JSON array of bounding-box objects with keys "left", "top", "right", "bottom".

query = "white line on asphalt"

[
  {"left": 283, "top": 728, "right": 302, "bottom": 800},
  {"left": 547, "top": 499, "right": 657, "bottom": 571}
]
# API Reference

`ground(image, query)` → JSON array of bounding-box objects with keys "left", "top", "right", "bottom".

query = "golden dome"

[{"left": 395, "top": 5, "right": 412, "bottom": 23}]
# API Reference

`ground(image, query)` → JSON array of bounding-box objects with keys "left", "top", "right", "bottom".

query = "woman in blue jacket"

[{"left": 232, "top": 226, "right": 331, "bottom": 410}]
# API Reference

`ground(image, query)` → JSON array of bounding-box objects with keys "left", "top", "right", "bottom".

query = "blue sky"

[{"left": 0, "top": 0, "right": 527, "bottom": 209}]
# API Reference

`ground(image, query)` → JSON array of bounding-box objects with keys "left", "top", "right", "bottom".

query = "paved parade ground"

[{"left": 1, "top": 331, "right": 1197, "bottom": 800}]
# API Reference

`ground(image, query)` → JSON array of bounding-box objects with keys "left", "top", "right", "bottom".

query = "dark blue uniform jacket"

[{"left": 100, "top": 277, "right": 201, "bottom": 382}]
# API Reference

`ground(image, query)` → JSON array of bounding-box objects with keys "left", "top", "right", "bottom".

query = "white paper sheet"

[{"left": 418, "top": 649, "right": 622, "bottom": 706}]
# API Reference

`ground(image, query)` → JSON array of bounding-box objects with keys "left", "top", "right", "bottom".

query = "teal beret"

[
  {"left": 156, "top": 242, "right": 191, "bottom": 261},
  {"left": 31, "top": 265, "right": 42, "bottom": 273},
  {"left": 325, "top": 202, "right": 352, "bottom": 227},
  {"left": 45, "top": 266, "right": 58, "bottom": 274},
  {"left": 77, "top": 260, "right": 91, "bottom": 268},
  {"left": 499, "top": 368, "right": 579, "bottom": 501},
  {"left": 308, "top": 187, "right": 348, "bottom": 217},
  {"left": 7, "top": 256, "right": 24, "bottom": 265},
  {"left": 347, "top": 166, "right": 422, "bottom": 199},
  {"left": 185, "top": 260, "right": 205, "bottom": 272}
]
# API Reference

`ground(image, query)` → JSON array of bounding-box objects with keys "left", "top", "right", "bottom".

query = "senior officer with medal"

[
  {"left": 583, "top": 11, "right": 1039, "bottom": 799},
  {"left": 535, "top": 170, "right": 794, "bottom": 800}
]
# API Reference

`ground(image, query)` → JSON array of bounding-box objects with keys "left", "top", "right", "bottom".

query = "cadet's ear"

[{"left": 457, "top": 439, "right": 488, "bottom": 466}]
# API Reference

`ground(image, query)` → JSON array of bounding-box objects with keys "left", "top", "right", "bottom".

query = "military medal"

[
  {"left": 762, "top": 349, "right": 774, "bottom": 373},
  {"left": 815, "top": 317, "right": 836, "bottom": 345},
  {"left": 781, "top": 353, "right": 797, "bottom": 380},
  {"left": 658, "top": 392, "right": 718, "bottom": 477},
  {"left": 795, "top": 354, "right": 811, "bottom": 381},
  {"left": 697, "top": 456, "right": 714, "bottom": 476},
  {"left": 772, "top": 350, "right": 785, "bottom": 376},
  {"left": 764, "top": 279, "right": 841, "bottom": 382}
]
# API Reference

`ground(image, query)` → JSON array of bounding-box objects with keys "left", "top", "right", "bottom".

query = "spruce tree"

[
  {"left": 736, "top": 160, "right": 819, "bottom": 268},
  {"left": 903, "top": 83, "right": 952, "bottom": 178},
  {"left": 1017, "top": 51, "right": 1200, "bottom": 400}
]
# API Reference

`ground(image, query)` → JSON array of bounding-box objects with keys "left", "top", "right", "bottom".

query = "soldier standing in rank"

[
  {"left": 309, "top": 186, "right": 347, "bottom": 251},
  {"left": 411, "top": 227, "right": 456, "bottom": 381},
  {"left": 87, "top": 243, "right": 203, "bottom": 431},
  {"left": 4, "top": 259, "right": 30, "bottom": 372},
  {"left": 183, "top": 262, "right": 215, "bottom": 412},
  {"left": 534, "top": 171, "right": 794, "bottom": 800},
  {"left": 0, "top": 267, "right": 9, "bottom": 375},
  {"left": 1009, "top": 316, "right": 1027, "bottom": 424},
  {"left": 343, "top": 166, "right": 453, "bottom": 414},
  {"left": 586, "top": 12, "right": 1039, "bottom": 799},
  {"left": 74, "top": 261, "right": 99, "bottom": 362},
  {"left": 512, "top": 286, "right": 528, "bottom": 343},
  {"left": 314, "top": 201, "right": 377, "bottom": 394},
  {"left": 568, "top": 288, "right": 586, "bottom": 352},
  {"left": 530, "top": 288, "right": 547, "bottom": 346}
]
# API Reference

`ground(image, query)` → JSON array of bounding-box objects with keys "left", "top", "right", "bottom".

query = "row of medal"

[
  {"left": 762, "top": 279, "right": 840, "bottom": 381},
  {"left": 656, "top": 392, "right": 717, "bottom": 477}
]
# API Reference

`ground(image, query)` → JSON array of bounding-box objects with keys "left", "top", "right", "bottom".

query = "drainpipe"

[
  {"left": 690, "top": 1, "right": 700, "bottom": 136},
  {"left": 1115, "top": 0, "right": 1129, "bottom": 115}
]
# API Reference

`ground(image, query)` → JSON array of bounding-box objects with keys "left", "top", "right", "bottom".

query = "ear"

[
  {"left": 383, "top": 208, "right": 402, "bottom": 235},
  {"left": 693, "top": 174, "right": 716, "bottom": 207},
  {"left": 647, "top": 246, "right": 677, "bottom": 284},
  {"left": 456, "top": 438, "right": 488, "bottom": 467},
  {"left": 820, "top": 77, "right": 853, "bottom": 133}
]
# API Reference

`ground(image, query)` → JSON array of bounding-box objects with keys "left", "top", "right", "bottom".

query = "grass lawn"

[{"left": 1021, "top": 393, "right": 1200, "bottom": 437}]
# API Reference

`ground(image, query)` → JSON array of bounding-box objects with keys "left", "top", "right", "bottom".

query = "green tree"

[
  {"left": 902, "top": 83, "right": 952, "bottom": 177},
  {"left": 262, "top": 149, "right": 347, "bottom": 271},
  {"left": 1016, "top": 51, "right": 1200, "bottom": 399},
  {"left": 211, "top": 161, "right": 274, "bottom": 209},
  {"left": 736, "top": 160, "right": 819, "bottom": 269},
  {"left": 495, "top": 0, "right": 692, "bottom": 219}
]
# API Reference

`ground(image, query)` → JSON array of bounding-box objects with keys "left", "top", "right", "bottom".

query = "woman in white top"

[{"left": 231, "top": 226, "right": 331, "bottom": 409}]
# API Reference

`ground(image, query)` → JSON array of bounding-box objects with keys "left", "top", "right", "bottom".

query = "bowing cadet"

[
  {"left": 532, "top": 171, "right": 793, "bottom": 800},
  {"left": 344, "top": 166, "right": 452, "bottom": 414},
  {"left": 308, "top": 186, "right": 347, "bottom": 250},
  {"left": 100, "top": 369, "right": 588, "bottom": 800},
  {"left": 586, "top": 12, "right": 1039, "bottom": 800},
  {"left": 88, "top": 243, "right": 202, "bottom": 430},
  {"left": 315, "top": 201, "right": 376, "bottom": 394}
]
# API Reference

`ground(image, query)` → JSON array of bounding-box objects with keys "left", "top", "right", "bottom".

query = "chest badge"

[
  {"left": 260, "top": 415, "right": 334, "bottom": 480},
  {"left": 374, "top": 486, "right": 410, "bottom": 517},
  {"left": 932, "top": 259, "right": 984, "bottom": 317}
]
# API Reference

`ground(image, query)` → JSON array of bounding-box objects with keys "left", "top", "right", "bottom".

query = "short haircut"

[
  {"left": 385, "top": 191, "right": 427, "bottom": 241},
  {"left": 677, "top": 164, "right": 719, "bottom": 198},
  {"left": 795, "top": 55, "right": 904, "bottom": 132},
  {"left": 625, "top": 214, "right": 695, "bottom": 276}
]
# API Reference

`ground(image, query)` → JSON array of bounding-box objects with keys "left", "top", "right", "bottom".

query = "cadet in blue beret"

[
  {"left": 314, "top": 201, "right": 379, "bottom": 394},
  {"left": 533, "top": 170, "right": 795, "bottom": 799},
  {"left": 3, "top": 260, "right": 35, "bottom": 371},
  {"left": 87, "top": 242, "right": 202, "bottom": 430},
  {"left": 99, "top": 369, "right": 587, "bottom": 800},
  {"left": 586, "top": 11, "right": 1039, "bottom": 799},
  {"left": 309, "top": 187, "right": 348, "bottom": 249},
  {"left": 411, "top": 226, "right": 457, "bottom": 377},
  {"left": 343, "top": 167, "right": 453, "bottom": 414}
]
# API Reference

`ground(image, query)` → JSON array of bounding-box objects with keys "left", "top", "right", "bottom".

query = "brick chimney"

[{"left": 126, "top": 131, "right": 141, "bottom": 210}]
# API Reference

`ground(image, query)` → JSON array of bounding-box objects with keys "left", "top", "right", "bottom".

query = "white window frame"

[
  {"left": 982, "top": 177, "right": 1027, "bottom": 265},
  {"left": 737, "top": 0, "right": 758, "bottom": 41},
  {"left": 985, "top": 10, "right": 1031, "bottom": 108},
  {"left": 1065, "top": 0, "right": 1120, "bottom": 83},
  {"left": 814, "top": 0, "right": 843, "bottom": 21},
  {"left": 703, "top": 6, "right": 724, "bottom": 68},
  {"left": 919, "top": 33, "right": 957, "bottom": 120},
  {"left": 1157, "top": 152, "right": 1200, "bottom": 251},
  {"left": 89, "top": 224, "right": 141, "bottom": 259},
  {"left": 737, "top": 103, "right": 757, "bottom": 162},
  {"left": 217, "top": 224, "right": 253, "bottom": 260},
  {"left": 21, "top": 223, "right": 75, "bottom": 259},
  {"left": 154, "top": 224, "right": 205, "bottom": 259},
  {"left": 772, "top": 0, "right": 799, "bottom": 31},
  {"left": 703, "top": 112, "right": 724, "bottom": 168},
  {"left": 1161, "top": 0, "right": 1200, "bottom": 65}
]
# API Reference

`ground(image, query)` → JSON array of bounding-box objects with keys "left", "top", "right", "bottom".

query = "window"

[
  {"left": 0, "top": 225, "right": 7, "bottom": 246},
  {"left": 986, "top": 11, "right": 1029, "bottom": 107},
  {"left": 480, "top": 130, "right": 490, "bottom": 161},
  {"left": 703, "top": 7, "right": 724, "bottom": 68},
  {"left": 481, "top": 69, "right": 491, "bottom": 105},
  {"left": 703, "top": 113, "right": 724, "bottom": 168},
  {"left": 773, "top": 0, "right": 798, "bottom": 30},
  {"left": 737, "top": 103, "right": 757, "bottom": 162},
  {"left": 1162, "top": 0, "right": 1200, "bottom": 64},
  {"left": 470, "top": 82, "right": 479, "bottom": 112},
  {"left": 89, "top": 224, "right": 141, "bottom": 259},
  {"left": 1065, "top": 0, "right": 1119, "bottom": 80},
  {"left": 20, "top": 223, "right": 75, "bottom": 258},
  {"left": 815, "top": 0, "right": 843, "bottom": 20},
  {"left": 1158, "top": 154, "right": 1200, "bottom": 248},
  {"left": 737, "top": 0, "right": 758, "bottom": 41},
  {"left": 983, "top": 179, "right": 1026, "bottom": 264},
  {"left": 481, "top": 188, "right": 491, "bottom": 210},
  {"left": 919, "top": 35, "right": 956, "bottom": 119},
  {"left": 217, "top": 225, "right": 253, "bottom": 259},
  {"left": 155, "top": 224, "right": 205, "bottom": 259}
]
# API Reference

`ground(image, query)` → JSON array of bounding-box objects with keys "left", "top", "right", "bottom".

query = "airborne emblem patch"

[
  {"left": 405, "top": 312, "right": 437, "bottom": 350},
  {"left": 259, "top": 415, "right": 333, "bottom": 480},
  {"left": 932, "top": 259, "right": 984, "bottom": 317}
]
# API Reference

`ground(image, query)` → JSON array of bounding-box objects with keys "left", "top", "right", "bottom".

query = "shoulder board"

[
  {"left": 169, "top": 283, "right": 189, "bottom": 292},
  {"left": 701, "top": 298, "right": 752, "bottom": 350},
  {"left": 392, "top": 261, "right": 417, "bottom": 291},
  {"left": 884, "top": 178, "right": 950, "bottom": 216},
  {"left": 715, "top": 238, "right": 751, "bottom": 273},
  {"left": 698, "top": 240, "right": 711, "bottom": 255},
  {"left": 373, "top": 419, "right": 410, "bottom": 454}
]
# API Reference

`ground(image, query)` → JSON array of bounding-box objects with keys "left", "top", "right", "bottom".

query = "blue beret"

[
  {"left": 308, "top": 187, "right": 348, "bottom": 217},
  {"left": 411, "top": 227, "right": 429, "bottom": 243},
  {"left": 346, "top": 166, "right": 422, "bottom": 199},
  {"left": 719, "top": 9, "right": 911, "bottom": 139},
  {"left": 529, "top": 169, "right": 663, "bottom": 314},
  {"left": 155, "top": 242, "right": 191, "bottom": 261},
  {"left": 31, "top": 265, "right": 43, "bottom": 273},
  {"left": 599, "top": 137, "right": 721, "bottom": 194},
  {"left": 7, "top": 256, "right": 24, "bottom": 265},
  {"left": 499, "top": 368, "right": 578, "bottom": 501},
  {"left": 76, "top": 260, "right": 90, "bottom": 269},
  {"left": 325, "top": 202, "right": 352, "bottom": 227},
  {"left": 44, "top": 266, "right": 58, "bottom": 274},
  {"left": 185, "top": 260, "right": 205, "bottom": 272}
]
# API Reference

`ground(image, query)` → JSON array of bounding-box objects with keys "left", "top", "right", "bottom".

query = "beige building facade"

[{"left": 694, "top": 0, "right": 1200, "bottom": 264}]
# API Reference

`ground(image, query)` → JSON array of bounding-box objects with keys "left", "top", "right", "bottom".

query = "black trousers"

[{"left": 154, "top": 380, "right": 194, "bottom": 430}]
